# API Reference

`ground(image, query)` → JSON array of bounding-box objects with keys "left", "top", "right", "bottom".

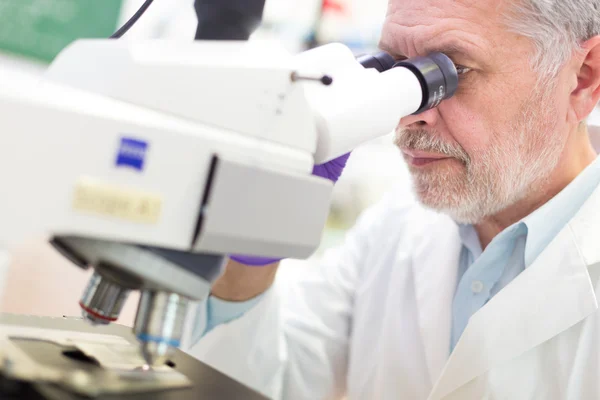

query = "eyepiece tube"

[
  {"left": 394, "top": 52, "right": 458, "bottom": 114},
  {"left": 295, "top": 43, "right": 459, "bottom": 163}
]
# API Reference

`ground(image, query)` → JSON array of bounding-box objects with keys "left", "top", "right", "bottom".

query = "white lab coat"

[{"left": 185, "top": 127, "right": 600, "bottom": 400}]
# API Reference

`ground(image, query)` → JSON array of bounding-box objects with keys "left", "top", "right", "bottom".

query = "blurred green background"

[{"left": 0, "top": 0, "right": 122, "bottom": 62}]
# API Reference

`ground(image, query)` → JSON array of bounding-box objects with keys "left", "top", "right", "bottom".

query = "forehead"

[{"left": 380, "top": 0, "right": 510, "bottom": 59}]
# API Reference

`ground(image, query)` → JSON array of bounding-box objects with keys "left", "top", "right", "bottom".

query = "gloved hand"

[{"left": 229, "top": 153, "right": 351, "bottom": 266}]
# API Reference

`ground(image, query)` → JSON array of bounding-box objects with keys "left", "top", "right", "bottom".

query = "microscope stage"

[{"left": 0, "top": 314, "right": 269, "bottom": 400}]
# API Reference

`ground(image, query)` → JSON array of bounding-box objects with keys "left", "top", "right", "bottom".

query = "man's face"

[{"left": 382, "top": 0, "right": 570, "bottom": 223}]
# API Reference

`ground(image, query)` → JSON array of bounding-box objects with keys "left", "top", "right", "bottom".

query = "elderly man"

[{"left": 186, "top": 0, "right": 600, "bottom": 399}]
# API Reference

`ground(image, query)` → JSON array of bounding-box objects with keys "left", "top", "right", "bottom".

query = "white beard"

[{"left": 396, "top": 86, "right": 564, "bottom": 224}]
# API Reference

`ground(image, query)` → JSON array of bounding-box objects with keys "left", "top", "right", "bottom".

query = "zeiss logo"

[{"left": 116, "top": 137, "right": 148, "bottom": 171}]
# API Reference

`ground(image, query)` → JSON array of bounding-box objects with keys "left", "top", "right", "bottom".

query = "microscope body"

[
  {"left": 0, "top": 39, "right": 453, "bottom": 365},
  {"left": 0, "top": 40, "right": 336, "bottom": 364}
]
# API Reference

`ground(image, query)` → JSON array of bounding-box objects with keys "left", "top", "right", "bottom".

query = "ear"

[{"left": 570, "top": 36, "right": 600, "bottom": 122}]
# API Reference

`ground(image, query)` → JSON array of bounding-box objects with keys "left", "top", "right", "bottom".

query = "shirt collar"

[
  {"left": 457, "top": 224, "right": 482, "bottom": 259},
  {"left": 458, "top": 221, "right": 525, "bottom": 263}
]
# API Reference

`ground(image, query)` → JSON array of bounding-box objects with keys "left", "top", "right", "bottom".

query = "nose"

[{"left": 399, "top": 107, "right": 440, "bottom": 128}]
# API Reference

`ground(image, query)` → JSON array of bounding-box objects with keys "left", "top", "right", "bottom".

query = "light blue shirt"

[
  {"left": 192, "top": 157, "right": 600, "bottom": 351},
  {"left": 190, "top": 289, "right": 265, "bottom": 345},
  {"left": 451, "top": 156, "right": 600, "bottom": 350}
]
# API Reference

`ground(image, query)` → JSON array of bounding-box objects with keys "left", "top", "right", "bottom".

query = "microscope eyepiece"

[
  {"left": 358, "top": 51, "right": 458, "bottom": 115},
  {"left": 79, "top": 270, "right": 131, "bottom": 325},
  {"left": 394, "top": 53, "right": 458, "bottom": 114}
]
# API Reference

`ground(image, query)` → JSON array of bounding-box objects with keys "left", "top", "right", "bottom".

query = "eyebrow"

[{"left": 378, "top": 41, "right": 476, "bottom": 63}]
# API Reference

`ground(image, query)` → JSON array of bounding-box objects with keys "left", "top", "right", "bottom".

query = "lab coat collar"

[
  {"left": 568, "top": 173, "right": 600, "bottom": 268},
  {"left": 428, "top": 182, "right": 600, "bottom": 400},
  {"left": 522, "top": 155, "right": 600, "bottom": 266},
  {"left": 410, "top": 210, "right": 463, "bottom": 387}
]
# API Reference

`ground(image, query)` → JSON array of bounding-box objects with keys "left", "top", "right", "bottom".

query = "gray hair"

[{"left": 504, "top": 0, "right": 600, "bottom": 78}]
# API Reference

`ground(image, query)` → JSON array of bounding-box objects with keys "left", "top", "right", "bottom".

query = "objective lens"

[
  {"left": 79, "top": 271, "right": 130, "bottom": 325},
  {"left": 133, "top": 290, "right": 189, "bottom": 366}
]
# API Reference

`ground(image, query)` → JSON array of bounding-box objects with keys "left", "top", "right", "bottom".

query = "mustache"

[{"left": 394, "top": 128, "right": 470, "bottom": 165}]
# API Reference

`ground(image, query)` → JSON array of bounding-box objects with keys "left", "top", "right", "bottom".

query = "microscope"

[{"left": 0, "top": 36, "right": 457, "bottom": 398}]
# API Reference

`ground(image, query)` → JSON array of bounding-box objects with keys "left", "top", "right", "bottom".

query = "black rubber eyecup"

[
  {"left": 394, "top": 53, "right": 458, "bottom": 115},
  {"left": 357, "top": 51, "right": 397, "bottom": 72}
]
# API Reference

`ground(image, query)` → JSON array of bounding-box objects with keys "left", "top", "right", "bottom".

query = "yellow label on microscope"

[{"left": 73, "top": 178, "right": 162, "bottom": 224}]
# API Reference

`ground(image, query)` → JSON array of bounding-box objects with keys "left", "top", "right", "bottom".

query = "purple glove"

[
  {"left": 311, "top": 153, "right": 351, "bottom": 184},
  {"left": 229, "top": 153, "right": 351, "bottom": 266}
]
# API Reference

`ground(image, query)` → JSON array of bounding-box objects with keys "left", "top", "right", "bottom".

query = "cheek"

[
  {"left": 439, "top": 99, "right": 496, "bottom": 155},
  {"left": 441, "top": 77, "right": 531, "bottom": 155}
]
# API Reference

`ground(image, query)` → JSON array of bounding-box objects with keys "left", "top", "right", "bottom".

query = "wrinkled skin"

[{"left": 381, "top": 0, "right": 599, "bottom": 246}]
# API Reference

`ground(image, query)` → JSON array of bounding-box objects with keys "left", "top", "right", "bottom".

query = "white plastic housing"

[
  {"left": 293, "top": 43, "right": 423, "bottom": 163},
  {"left": 0, "top": 41, "right": 331, "bottom": 260},
  {"left": 46, "top": 40, "right": 318, "bottom": 155},
  {"left": 0, "top": 40, "right": 425, "bottom": 262}
]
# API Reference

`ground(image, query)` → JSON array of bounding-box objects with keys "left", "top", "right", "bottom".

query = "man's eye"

[{"left": 455, "top": 64, "right": 472, "bottom": 75}]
